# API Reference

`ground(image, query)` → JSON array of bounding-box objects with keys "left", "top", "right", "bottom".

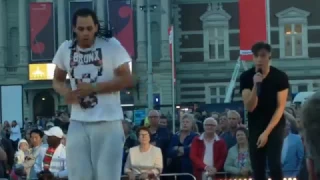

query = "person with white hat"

[{"left": 34, "top": 126, "right": 67, "bottom": 180}]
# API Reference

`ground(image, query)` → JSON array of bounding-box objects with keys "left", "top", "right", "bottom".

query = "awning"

[{"left": 23, "top": 81, "right": 52, "bottom": 90}]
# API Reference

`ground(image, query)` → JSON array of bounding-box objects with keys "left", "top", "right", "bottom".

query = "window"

[
  {"left": 284, "top": 24, "right": 303, "bottom": 57},
  {"left": 289, "top": 81, "right": 315, "bottom": 101},
  {"left": 209, "top": 27, "right": 225, "bottom": 59},
  {"left": 297, "top": 85, "right": 308, "bottom": 92},
  {"left": 290, "top": 80, "right": 314, "bottom": 93},
  {"left": 200, "top": 3, "right": 231, "bottom": 61},
  {"left": 205, "top": 83, "right": 228, "bottom": 104},
  {"left": 276, "top": 7, "right": 310, "bottom": 58},
  {"left": 209, "top": 86, "right": 225, "bottom": 103}
]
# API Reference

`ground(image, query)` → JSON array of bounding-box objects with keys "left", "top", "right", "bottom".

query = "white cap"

[
  {"left": 18, "top": 139, "right": 28, "bottom": 149},
  {"left": 44, "top": 126, "right": 64, "bottom": 138}
]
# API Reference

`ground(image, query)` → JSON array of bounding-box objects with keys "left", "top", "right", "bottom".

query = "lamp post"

[{"left": 139, "top": 0, "right": 157, "bottom": 110}]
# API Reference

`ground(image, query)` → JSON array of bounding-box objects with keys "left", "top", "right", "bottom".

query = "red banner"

[
  {"left": 109, "top": 0, "right": 135, "bottom": 57},
  {"left": 239, "top": 0, "right": 267, "bottom": 61},
  {"left": 29, "top": 2, "right": 55, "bottom": 62},
  {"left": 169, "top": 25, "right": 176, "bottom": 84}
]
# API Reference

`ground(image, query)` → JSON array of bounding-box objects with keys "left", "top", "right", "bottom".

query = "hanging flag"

[
  {"left": 29, "top": 2, "right": 55, "bottom": 62},
  {"left": 168, "top": 25, "right": 176, "bottom": 84},
  {"left": 239, "top": 0, "right": 267, "bottom": 61},
  {"left": 108, "top": 0, "right": 135, "bottom": 57}
]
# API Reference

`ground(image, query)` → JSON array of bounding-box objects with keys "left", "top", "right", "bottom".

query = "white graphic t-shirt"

[{"left": 52, "top": 37, "right": 131, "bottom": 122}]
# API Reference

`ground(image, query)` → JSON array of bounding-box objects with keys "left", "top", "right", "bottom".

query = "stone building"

[
  {"left": 1, "top": 0, "right": 320, "bottom": 121},
  {"left": 168, "top": 0, "right": 320, "bottom": 105},
  {"left": 0, "top": 0, "right": 135, "bottom": 121}
]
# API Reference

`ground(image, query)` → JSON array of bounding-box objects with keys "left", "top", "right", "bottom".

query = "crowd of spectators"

[
  {"left": 0, "top": 97, "right": 318, "bottom": 179},
  {"left": 121, "top": 106, "right": 307, "bottom": 180}
]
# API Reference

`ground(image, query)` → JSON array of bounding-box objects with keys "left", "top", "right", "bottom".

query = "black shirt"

[{"left": 240, "top": 66, "right": 289, "bottom": 134}]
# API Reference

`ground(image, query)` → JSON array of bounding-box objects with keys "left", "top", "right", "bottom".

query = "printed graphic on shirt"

[{"left": 69, "top": 48, "right": 103, "bottom": 109}]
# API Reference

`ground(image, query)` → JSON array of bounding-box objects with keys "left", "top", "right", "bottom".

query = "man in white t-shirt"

[{"left": 52, "top": 8, "right": 133, "bottom": 180}]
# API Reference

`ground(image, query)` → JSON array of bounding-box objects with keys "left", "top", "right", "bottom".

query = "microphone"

[{"left": 256, "top": 68, "right": 262, "bottom": 96}]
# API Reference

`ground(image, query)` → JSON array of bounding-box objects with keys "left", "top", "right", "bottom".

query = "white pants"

[{"left": 66, "top": 120, "right": 124, "bottom": 180}]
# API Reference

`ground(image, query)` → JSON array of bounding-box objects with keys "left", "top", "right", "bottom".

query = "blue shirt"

[{"left": 220, "top": 131, "right": 237, "bottom": 149}]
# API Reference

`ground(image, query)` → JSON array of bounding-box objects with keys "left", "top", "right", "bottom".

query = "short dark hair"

[
  {"left": 30, "top": 129, "right": 44, "bottom": 138},
  {"left": 136, "top": 126, "right": 152, "bottom": 138},
  {"left": 251, "top": 41, "right": 271, "bottom": 57},
  {"left": 236, "top": 127, "right": 249, "bottom": 137},
  {"left": 70, "top": 8, "right": 112, "bottom": 48}
]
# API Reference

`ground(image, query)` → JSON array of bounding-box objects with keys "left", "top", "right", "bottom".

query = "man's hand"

[
  {"left": 253, "top": 72, "right": 263, "bottom": 84},
  {"left": 64, "top": 91, "right": 78, "bottom": 104},
  {"left": 127, "top": 172, "right": 135, "bottom": 180},
  {"left": 177, "top": 147, "right": 184, "bottom": 156},
  {"left": 205, "top": 166, "right": 216, "bottom": 175},
  {"left": 257, "top": 131, "right": 269, "bottom": 148},
  {"left": 139, "top": 173, "right": 149, "bottom": 179},
  {"left": 76, "top": 82, "right": 95, "bottom": 97}
]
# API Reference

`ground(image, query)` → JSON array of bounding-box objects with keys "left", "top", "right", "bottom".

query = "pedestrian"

[
  {"left": 52, "top": 8, "right": 133, "bottom": 180},
  {"left": 239, "top": 42, "right": 289, "bottom": 180}
]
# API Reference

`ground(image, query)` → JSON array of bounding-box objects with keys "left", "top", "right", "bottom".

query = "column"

[
  {"left": 18, "top": 0, "right": 28, "bottom": 65},
  {"left": 136, "top": 0, "right": 146, "bottom": 61},
  {"left": 0, "top": 0, "right": 7, "bottom": 67},
  {"left": 96, "top": 0, "right": 105, "bottom": 26},
  {"left": 57, "top": 0, "right": 66, "bottom": 44},
  {"left": 160, "top": 0, "right": 170, "bottom": 60}
]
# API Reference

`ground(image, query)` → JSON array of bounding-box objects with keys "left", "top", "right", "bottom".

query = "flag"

[
  {"left": 239, "top": 0, "right": 267, "bottom": 61},
  {"left": 108, "top": 0, "right": 135, "bottom": 57},
  {"left": 29, "top": 2, "right": 55, "bottom": 62},
  {"left": 168, "top": 25, "right": 176, "bottom": 84}
]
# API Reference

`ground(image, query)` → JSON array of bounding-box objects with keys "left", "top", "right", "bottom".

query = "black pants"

[
  {"left": 11, "top": 139, "right": 19, "bottom": 151},
  {"left": 249, "top": 127, "right": 284, "bottom": 180}
]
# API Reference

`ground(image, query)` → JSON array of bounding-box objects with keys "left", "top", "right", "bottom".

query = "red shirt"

[
  {"left": 43, "top": 147, "right": 56, "bottom": 171},
  {"left": 190, "top": 135, "right": 227, "bottom": 180}
]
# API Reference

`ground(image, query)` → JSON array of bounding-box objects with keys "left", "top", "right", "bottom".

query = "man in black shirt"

[{"left": 239, "top": 42, "right": 289, "bottom": 180}]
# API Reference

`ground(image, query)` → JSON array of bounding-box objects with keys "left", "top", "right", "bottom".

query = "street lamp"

[{"left": 139, "top": 0, "right": 157, "bottom": 110}]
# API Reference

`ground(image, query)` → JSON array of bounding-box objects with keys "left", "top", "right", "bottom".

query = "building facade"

[
  {"left": 0, "top": 0, "right": 138, "bottom": 121},
  {"left": 1, "top": 0, "right": 320, "bottom": 121},
  {"left": 170, "top": 0, "right": 320, "bottom": 104},
  {"left": 135, "top": 0, "right": 320, "bottom": 108}
]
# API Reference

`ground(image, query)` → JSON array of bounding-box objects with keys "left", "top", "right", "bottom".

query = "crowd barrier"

[
  {"left": 121, "top": 173, "right": 196, "bottom": 180},
  {"left": 15, "top": 169, "right": 299, "bottom": 180},
  {"left": 201, "top": 170, "right": 299, "bottom": 180}
]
